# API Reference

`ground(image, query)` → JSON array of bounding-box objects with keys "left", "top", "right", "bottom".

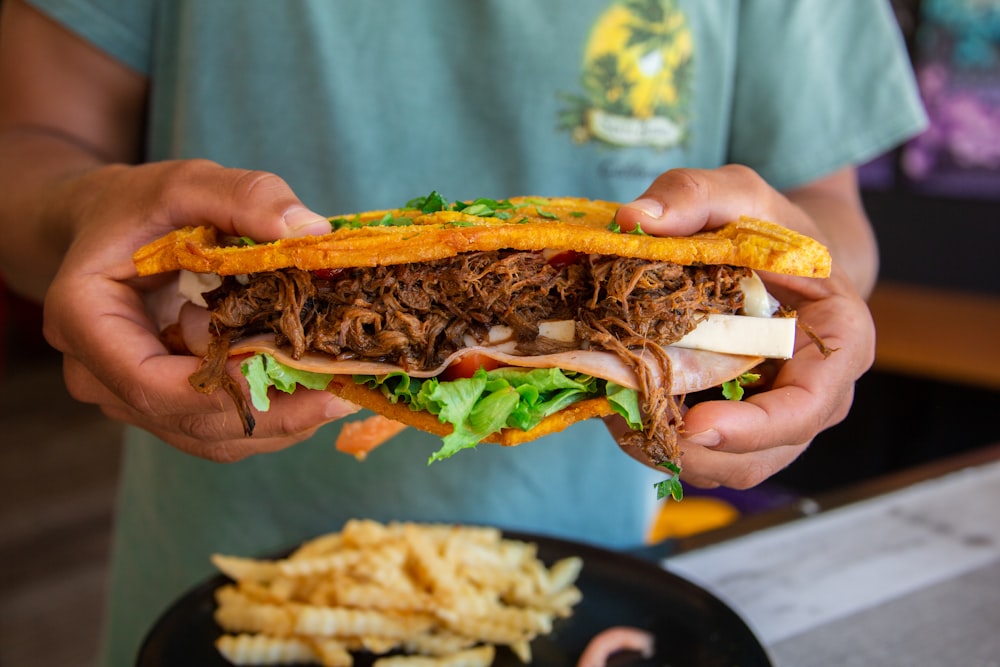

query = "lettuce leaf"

[
  {"left": 240, "top": 352, "right": 644, "bottom": 465},
  {"left": 356, "top": 366, "right": 625, "bottom": 463},
  {"left": 605, "top": 381, "right": 643, "bottom": 430},
  {"left": 241, "top": 353, "right": 335, "bottom": 411}
]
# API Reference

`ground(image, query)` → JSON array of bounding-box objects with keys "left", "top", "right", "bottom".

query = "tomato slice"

[
  {"left": 544, "top": 250, "right": 581, "bottom": 268},
  {"left": 312, "top": 268, "right": 344, "bottom": 281},
  {"left": 440, "top": 352, "right": 504, "bottom": 381}
]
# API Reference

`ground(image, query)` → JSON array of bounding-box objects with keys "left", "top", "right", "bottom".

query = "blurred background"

[
  {"left": 769, "top": 0, "right": 1000, "bottom": 493},
  {"left": 2, "top": 0, "right": 999, "bottom": 665}
]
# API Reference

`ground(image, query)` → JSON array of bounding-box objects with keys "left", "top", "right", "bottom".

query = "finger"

[
  {"left": 50, "top": 271, "right": 354, "bottom": 427},
  {"left": 152, "top": 160, "right": 332, "bottom": 240},
  {"left": 677, "top": 440, "right": 811, "bottom": 490},
  {"left": 602, "top": 414, "right": 656, "bottom": 467},
  {"left": 684, "top": 338, "right": 857, "bottom": 443},
  {"left": 66, "top": 349, "right": 357, "bottom": 448},
  {"left": 106, "top": 401, "right": 327, "bottom": 463},
  {"left": 615, "top": 164, "right": 787, "bottom": 236},
  {"left": 84, "top": 360, "right": 359, "bottom": 461},
  {"left": 607, "top": 406, "right": 809, "bottom": 490}
]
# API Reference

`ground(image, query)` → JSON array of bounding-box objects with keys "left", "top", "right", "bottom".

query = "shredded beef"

[{"left": 196, "top": 251, "right": 750, "bottom": 461}]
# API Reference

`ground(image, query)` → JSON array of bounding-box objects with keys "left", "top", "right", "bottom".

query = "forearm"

[
  {"left": 784, "top": 169, "right": 879, "bottom": 298},
  {"left": 0, "top": 128, "right": 115, "bottom": 301},
  {"left": 0, "top": 0, "right": 148, "bottom": 301}
]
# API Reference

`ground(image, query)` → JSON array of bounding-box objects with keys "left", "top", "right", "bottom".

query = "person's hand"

[
  {"left": 609, "top": 165, "right": 875, "bottom": 489},
  {"left": 42, "top": 159, "right": 359, "bottom": 462}
]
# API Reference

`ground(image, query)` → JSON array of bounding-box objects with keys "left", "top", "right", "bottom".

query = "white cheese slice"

[
  {"left": 178, "top": 270, "right": 222, "bottom": 307},
  {"left": 674, "top": 313, "right": 796, "bottom": 359},
  {"left": 740, "top": 271, "right": 780, "bottom": 317}
]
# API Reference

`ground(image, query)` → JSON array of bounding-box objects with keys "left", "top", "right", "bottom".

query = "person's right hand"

[{"left": 43, "top": 159, "right": 359, "bottom": 462}]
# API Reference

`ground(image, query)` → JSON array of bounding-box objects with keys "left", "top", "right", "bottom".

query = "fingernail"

[
  {"left": 684, "top": 429, "right": 721, "bottom": 447},
  {"left": 325, "top": 398, "right": 360, "bottom": 420},
  {"left": 284, "top": 206, "right": 332, "bottom": 235},
  {"left": 625, "top": 198, "right": 663, "bottom": 219}
]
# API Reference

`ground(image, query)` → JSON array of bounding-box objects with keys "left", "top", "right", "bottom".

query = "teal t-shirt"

[{"left": 28, "top": 1, "right": 926, "bottom": 665}]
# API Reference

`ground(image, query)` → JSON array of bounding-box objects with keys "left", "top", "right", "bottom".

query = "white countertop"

[{"left": 662, "top": 458, "right": 1000, "bottom": 666}]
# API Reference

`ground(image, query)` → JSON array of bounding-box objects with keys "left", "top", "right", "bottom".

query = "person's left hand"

[
  {"left": 607, "top": 164, "right": 875, "bottom": 489},
  {"left": 41, "top": 160, "right": 361, "bottom": 462}
]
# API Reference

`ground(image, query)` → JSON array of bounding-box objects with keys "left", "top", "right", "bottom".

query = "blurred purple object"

[{"left": 901, "top": 0, "right": 1000, "bottom": 199}]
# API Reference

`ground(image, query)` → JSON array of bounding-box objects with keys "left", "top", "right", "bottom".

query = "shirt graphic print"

[{"left": 559, "top": 0, "right": 694, "bottom": 150}]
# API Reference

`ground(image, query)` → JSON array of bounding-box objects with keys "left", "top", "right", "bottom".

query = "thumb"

[
  {"left": 280, "top": 205, "right": 333, "bottom": 238},
  {"left": 162, "top": 162, "right": 331, "bottom": 241},
  {"left": 615, "top": 165, "right": 775, "bottom": 237}
]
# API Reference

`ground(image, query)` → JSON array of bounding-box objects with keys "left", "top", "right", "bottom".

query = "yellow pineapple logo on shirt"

[{"left": 559, "top": 0, "right": 693, "bottom": 149}]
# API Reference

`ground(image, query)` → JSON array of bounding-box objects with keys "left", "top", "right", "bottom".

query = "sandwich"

[{"left": 133, "top": 193, "right": 831, "bottom": 498}]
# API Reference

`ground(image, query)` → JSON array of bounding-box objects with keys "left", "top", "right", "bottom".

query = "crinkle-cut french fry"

[
  {"left": 215, "top": 633, "right": 316, "bottom": 665},
  {"left": 294, "top": 605, "right": 436, "bottom": 639},
  {"left": 491, "top": 606, "right": 554, "bottom": 635},
  {"left": 268, "top": 576, "right": 298, "bottom": 601},
  {"left": 341, "top": 518, "right": 395, "bottom": 547},
  {"left": 335, "top": 581, "right": 434, "bottom": 612},
  {"left": 401, "top": 631, "right": 478, "bottom": 657},
  {"left": 405, "top": 527, "right": 457, "bottom": 596},
  {"left": 276, "top": 549, "right": 365, "bottom": 578},
  {"left": 509, "top": 639, "right": 532, "bottom": 664},
  {"left": 210, "top": 520, "right": 584, "bottom": 666},
  {"left": 344, "top": 634, "right": 401, "bottom": 655},
  {"left": 237, "top": 579, "right": 293, "bottom": 606},
  {"left": 538, "top": 586, "right": 584, "bottom": 618},
  {"left": 305, "top": 578, "right": 343, "bottom": 607},
  {"left": 497, "top": 539, "right": 538, "bottom": 567},
  {"left": 346, "top": 542, "right": 409, "bottom": 588},
  {"left": 405, "top": 528, "right": 500, "bottom": 616},
  {"left": 212, "top": 554, "right": 280, "bottom": 583},
  {"left": 372, "top": 644, "right": 495, "bottom": 667},
  {"left": 289, "top": 532, "right": 344, "bottom": 560},
  {"left": 215, "top": 585, "right": 295, "bottom": 635},
  {"left": 499, "top": 573, "right": 542, "bottom": 608},
  {"left": 440, "top": 524, "right": 503, "bottom": 548},
  {"left": 443, "top": 540, "right": 503, "bottom": 570},
  {"left": 215, "top": 583, "right": 245, "bottom": 605},
  {"left": 304, "top": 638, "right": 354, "bottom": 667},
  {"left": 438, "top": 607, "right": 551, "bottom": 646},
  {"left": 545, "top": 557, "right": 584, "bottom": 593},
  {"left": 214, "top": 599, "right": 295, "bottom": 637}
]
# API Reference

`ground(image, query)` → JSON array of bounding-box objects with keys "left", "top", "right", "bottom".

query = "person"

[{"left": 0, "top": 0, "right": 926, "bottom": 664}]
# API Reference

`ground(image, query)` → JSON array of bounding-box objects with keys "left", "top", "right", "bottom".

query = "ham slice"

[
  {"left": 178, "top": 302, "right": 762, "bottom": 395},
  {"left": 227, "top": 334, "right": 760, "bottom": 395},
  {"left": 577, "top": 626, "right": 655, "bottom": 667}
]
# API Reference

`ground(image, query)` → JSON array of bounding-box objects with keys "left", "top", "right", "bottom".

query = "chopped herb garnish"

[
  {"left": 238, "top": 236, "right": 257, "bottom": 246},
  {"left": 405, "top": 191, "right": 450, "bottom": 213},
  {"left": 654, "top": 461, "right": 684, "bottom": 502},
  {"left": 377, "top": 212, "right": 414, "bottom": 227},
  {"left": 460, "top": 203, "right": 495, "bottom": 217},
  {"left": 570, "top": 211, "right": 586, "bottom": 218},
  {"left": 329, "top": 214, "right": 363, "bottom": 230},
  {"left": 330, "top": 212, "right": 413, "bottom": 230},
  {"left": 453, "top": 198, "right": 518, "bottom": 218},
  {"left": 398, "top": 191, "right": 567, "bottom": 222},
  {"left": 606, "top": 220, "right": 648, "bottom": 235}
]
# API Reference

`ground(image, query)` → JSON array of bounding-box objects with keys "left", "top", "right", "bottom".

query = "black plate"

[{"left": 137, "top": 532, "right": 771, "bottom": 667}]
